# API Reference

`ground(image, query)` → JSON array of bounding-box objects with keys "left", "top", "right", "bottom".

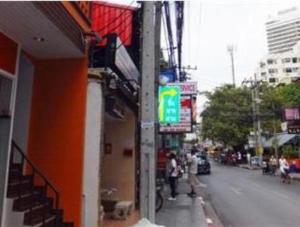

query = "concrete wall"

[
  {"left": 12, "top": 54, "right": 34, "bottom": 153},
  {"left": 101, "top": 110, "right": 136, "bottom": 206},
  {"left": 82, "top": 77, "right": 103, "bottom": 227}
]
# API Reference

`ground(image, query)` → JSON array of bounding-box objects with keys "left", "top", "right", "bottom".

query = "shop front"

[{"left": 0, "top": 2, "right": 91, "bottom": 227}]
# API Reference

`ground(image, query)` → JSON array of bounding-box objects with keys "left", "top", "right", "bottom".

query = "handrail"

[{"left": 10, "top": 141, "right": 60, "bottom": 217}]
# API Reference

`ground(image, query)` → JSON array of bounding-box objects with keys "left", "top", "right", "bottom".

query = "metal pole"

[
  {"left": 140, "top": 1, "right": 157, "bottom": 222},
  {"left": 272, "top": 102, "right": 279, "bottom": 165},
  {"left": 251, "top": 87, "right": 258, "bottom": 156},
  {"left": 227, "top": 45, "right": 236, "bottom": 87},
  {"left": 254, "top": 73, "right": 263, "bottom": 163}
]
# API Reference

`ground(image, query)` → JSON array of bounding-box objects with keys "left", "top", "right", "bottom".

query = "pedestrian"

[
  {"left": 187, "top": 147, "right": 200, "bottom": 198},
  {"left": 247, "top": 152, "right": 251, "bottom": 166},
  {"left": 168, "top": 151, "right": 178, "bottom": 201},
  {"left": 237, "top": 151, "right": 242, "bottom": 164},
  {"left": 279, "top": 155, "right": 290, "bottom": 183},
  {"left": 269, "top": 155, "right": 277, "bottom": 174}
]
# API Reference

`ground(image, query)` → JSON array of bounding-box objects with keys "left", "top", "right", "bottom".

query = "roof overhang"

[{"left": 0, "top": 2, "right": 88, "bottom": 59}]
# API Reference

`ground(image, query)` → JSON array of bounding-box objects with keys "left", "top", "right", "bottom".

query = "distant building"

[
  {"left": 256, "top": 7, "right": 300, "bottom": 85},
  {"left": 266, "top": 7, "right": 300, "bottom": 54},
  {"left": 257, "top": 44, "right": 300, "bottom": 85}
]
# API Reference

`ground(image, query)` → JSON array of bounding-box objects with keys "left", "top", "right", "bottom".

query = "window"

[
  {"left": 260, "top": 62, "right": 266, "bottom": 68},
  {"left": 284, "top": 68, "right": 292, "bottom": 73},
  {"left": 282, "top": 58, "right": 291, "bottom": 63},
  {"left": 267, "top": 59, "right": 276, "bottom": 64},
  {"left": 261, "top": 72, "right": 266, "bottom": 76},
  {"left": 268, "top": 68, "right": 278, "bottom": 74},
  {"left": 292, "top": 57, "right": 298, "bottom": 63},
  {"left": 292, "top": 67, "right": 299, "bottom": 72},
  {"left": 269, "top": 77, "right": 277, "bottom": 83}
]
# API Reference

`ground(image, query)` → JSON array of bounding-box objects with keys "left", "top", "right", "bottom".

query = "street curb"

[
  {"left": 290, "top": 174, "right": 300, "bottom": 181},
  {"left": 238, "top": 164, "right": 261, "bottom": 170}
]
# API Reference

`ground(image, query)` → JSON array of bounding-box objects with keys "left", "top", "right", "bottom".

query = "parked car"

[{"left": 197, "top": 154, "right": 211, "bottom": 174}]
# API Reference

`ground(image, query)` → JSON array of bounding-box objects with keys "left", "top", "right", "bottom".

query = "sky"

[
  {"left": 179, "top": 0, "right": 300, "bottom": 111},
  {"left": 107, "top": 0, "right": 300, "bottom": 111}
]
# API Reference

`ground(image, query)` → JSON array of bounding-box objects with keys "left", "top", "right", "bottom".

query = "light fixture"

[{"left": 33, "top": 36, "right": 45, "bottom": 42}]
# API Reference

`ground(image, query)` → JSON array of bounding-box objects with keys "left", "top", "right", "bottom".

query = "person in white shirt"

[
  {"left": 168, "top": 152, "right": 178, "bottom": 200},
  {"left": 279, "top": 155, "right": 292, "bottom": 183},
  {"left": 187, "top": 148, "right": 200, "bottom": 197}
]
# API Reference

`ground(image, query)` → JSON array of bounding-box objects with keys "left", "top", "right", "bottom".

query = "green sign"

[{"left": 159, "top": 86, "right": 180, "bottom": 123}]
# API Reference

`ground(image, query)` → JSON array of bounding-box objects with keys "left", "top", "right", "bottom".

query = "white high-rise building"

[
  {"left": 266, "top": 7, "right": 300, "bottom": 54},
  {"left": 257, "top": 45, "right": 300, "bottom": 85}
]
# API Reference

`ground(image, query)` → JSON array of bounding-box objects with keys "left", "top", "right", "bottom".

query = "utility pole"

[
  {"left": 254, "top": 73, "right": 263, "bottom": 163},
  {"left": 140, "top": 1, "right": 160, "bottom": 222},
  {"left": 243, "top": 75, "right": 263, "bottom": 162},
  {"left": 272, "top": 102, "right": 279, "bottom": 165},
  {"left": 227, "top": 45, "right": 236, "bottom": 87}
]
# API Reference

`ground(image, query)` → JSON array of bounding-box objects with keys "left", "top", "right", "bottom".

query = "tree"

[
  {"left": 276, "top": 83, "right": 300, "bottom": 107},
  {"left": 201, "top": 84, "right": 253, "bottom": 148}
]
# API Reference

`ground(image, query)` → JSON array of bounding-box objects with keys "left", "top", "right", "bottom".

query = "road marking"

[
  {"left": 230, "top": 187, "right": 242, "bottom": 195},
  {"left": 198, "top": 196, "right": 205, "bottom": 205},
  {"left": 206, "top": 218, "right": 213, "bottom": 224}
]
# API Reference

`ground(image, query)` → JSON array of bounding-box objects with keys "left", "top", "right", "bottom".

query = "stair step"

[
  {"left": 7, "top": 188, "right": 41, "bottom": 199},
  {"left": 10, "top": 163, "right": 23, "bottom": 171},
  {"left": 63, "top": 222, "right": 74, "bottom": 227},
  {"left": 24, "top": 206, "right": 54, "bottom": 226},
  {"left": 7, "top": 181, "right": 33, "bottom": 198},
  {"left": 9, "top": 174, "right": 32, "bottom": 185},
  {"left": 35, "top": 215, "right": 58, "bottom": 227},
  {"left": 13, "top": 194, "right": 50, "bottom": 212}
]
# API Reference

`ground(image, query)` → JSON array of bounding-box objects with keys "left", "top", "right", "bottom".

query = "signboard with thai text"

[
  {"left": 159, "top": 96, "right": 192, "bottom": 133},
  {"left": 159, "top": 86, "right": 181, "bottom": 123},
  {"left": 284, "top": 107, "right": 300, "bottom": 134},
  {"left": 167, "top": 82, "right": 198, "bottom": 95}
]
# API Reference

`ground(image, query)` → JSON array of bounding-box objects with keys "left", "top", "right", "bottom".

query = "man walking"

[
  {"left": 187, "top": 147, "right": 200, "bottom": 198},
  {"left": 168, "top": 151, "right": 178, "bottom": 201}
]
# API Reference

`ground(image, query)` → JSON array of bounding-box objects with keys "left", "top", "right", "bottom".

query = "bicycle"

[{"left": 156, "top": 177, "right": 164, "bottom": 212}]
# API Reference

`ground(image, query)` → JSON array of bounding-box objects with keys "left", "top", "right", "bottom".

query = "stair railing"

[{"left": 10, "top": 140, "right": 61, "bottom": 226}]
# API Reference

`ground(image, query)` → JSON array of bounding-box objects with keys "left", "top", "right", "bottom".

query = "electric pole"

[
  {"left": 227, "top": 45, "right": 236, "bottom": 87},
  {"left": 243, "top": 75, "right": 263, "bottom": 163},
  {"left": 140, "top": 1, "right": 160, "bottom": 222}
]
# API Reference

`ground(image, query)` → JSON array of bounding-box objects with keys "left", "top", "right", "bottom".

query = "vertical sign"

[{"left": 159, "top": 86, "right": 180, "bottom": 123}]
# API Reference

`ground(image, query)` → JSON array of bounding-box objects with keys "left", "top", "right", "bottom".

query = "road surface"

[{"left": 200, "top": 161, "right": 300, "bottom": 227}]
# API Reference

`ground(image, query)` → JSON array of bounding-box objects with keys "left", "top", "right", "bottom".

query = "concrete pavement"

[
  {"left": 201, "top": 161, "right": 300, "bottom": 227},
  {"left": 156, "top": 176, "right": 208, "bottom": 227}
]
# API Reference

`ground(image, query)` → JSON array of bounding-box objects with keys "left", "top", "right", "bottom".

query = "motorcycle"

[{"left": 281, "top": 169, "right": 291, "bottom": 184}]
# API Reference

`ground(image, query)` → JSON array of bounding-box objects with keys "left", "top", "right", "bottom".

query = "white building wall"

[
  {"left": 266, "top": 7, "right": 300, "bottom": 54},
  {"left": 257, "top": 47, "right": 300, "bottom": 85},
  {"left": 82, "top": 75, "right": 103, "bottom": 227}
]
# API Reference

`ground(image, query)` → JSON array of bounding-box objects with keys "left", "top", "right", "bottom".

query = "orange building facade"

[{"left": 0, "top": 2, "right": 92, "bottom": 227}]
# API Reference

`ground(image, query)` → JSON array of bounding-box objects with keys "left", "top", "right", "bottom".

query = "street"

[{"left": 200, "top": 161, "right": 300, "bottom": 227}]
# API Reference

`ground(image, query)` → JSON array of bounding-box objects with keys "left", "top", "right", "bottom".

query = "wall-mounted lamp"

[{"left": 83, "top": 31, "right": 102, "bottom": 44}]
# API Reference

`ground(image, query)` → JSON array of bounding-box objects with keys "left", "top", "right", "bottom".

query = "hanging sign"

[{"left": 159, "top": 86, "right": 181, "bottom": 123}]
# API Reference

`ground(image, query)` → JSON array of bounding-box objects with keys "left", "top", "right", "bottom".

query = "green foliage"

[
  {"left": 277, "top": 83, "right": 300, "bottom": 107},
  {"left": 282, "top": 145, "right": 299, "bottom": 159},
  {"left": 201, "top": 83, "right": 300, "bottom": 149},
  {"left": 201, "top": 84, "right": 253, "bottom": 148}
]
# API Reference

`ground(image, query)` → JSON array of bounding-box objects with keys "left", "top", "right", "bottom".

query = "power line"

[
  {"left": 162, "top": 8, "right": 171, "bottom": 67},
  {"left": 163, "top": 1, "right": 176, "bottom": 72},
  {"left": 175, "top": 1, "right": 184, "bottom": 79}
]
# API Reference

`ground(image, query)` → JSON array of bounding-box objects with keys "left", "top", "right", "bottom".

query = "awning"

[{"left": 264, "top": 133, "right": 299, "bottom": 148}]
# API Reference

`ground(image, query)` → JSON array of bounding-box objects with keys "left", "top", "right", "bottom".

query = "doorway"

[{"left": 0, "top": 74, "right": 14, "bottom": 224}]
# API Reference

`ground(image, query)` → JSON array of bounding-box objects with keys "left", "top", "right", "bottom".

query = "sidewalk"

[{"left": 156, "top": 176, "right": 208, "bottom": 227}]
